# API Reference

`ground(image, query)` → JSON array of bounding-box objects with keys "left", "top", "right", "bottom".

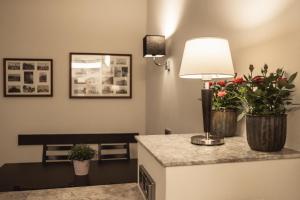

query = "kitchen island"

[{"left": 136, "top": 134, "right": 300, "bottom": 200}]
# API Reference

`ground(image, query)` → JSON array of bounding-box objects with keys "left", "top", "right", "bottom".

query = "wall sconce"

[{"left": 143, "top": 35, "right": 170, "bottom": 71}]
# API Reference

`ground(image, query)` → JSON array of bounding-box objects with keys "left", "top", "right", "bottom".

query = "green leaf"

[
  {"left": 69, "top": 144, "right": 96, "bottom": 161},
  {"left": 254, "top": 89, "right": 264, "bottom": 96},
  {"left": 288, "top": 72, "right": 298, "bottom": 83},
  {"left": 285, "top": 84, "right": 295, "bottom": 89}
]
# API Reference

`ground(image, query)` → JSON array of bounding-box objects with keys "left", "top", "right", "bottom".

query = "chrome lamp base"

[{"left": 191, "top": 134, "right": 224, "bottom": 146}]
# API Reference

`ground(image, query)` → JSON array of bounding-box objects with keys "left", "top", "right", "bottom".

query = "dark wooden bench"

[
  {"left": 42, "top": 144, "right": 74, "bottom": 165},
  {"left": 98, "top": 143, "right": 130, "bottom": 161},
  {"left": 19, "top": 133, "right": 138, "bottom": 163},
  {"left": 0, "top": 160, "right": 138, "bottom": 192},
  {"left": 18, "top": 133, "right": 138, "bottom": 145},
  {"left": 0, "top": 133, "right": 139, "bottom": 192}
]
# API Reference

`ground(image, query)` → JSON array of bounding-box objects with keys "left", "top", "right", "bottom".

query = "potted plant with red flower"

[
  {"left": 240, "top": 64, "right": 297, "bottom": 152},
  {"left": 210, "top": 77, "right": 244, "bottom": 137}
]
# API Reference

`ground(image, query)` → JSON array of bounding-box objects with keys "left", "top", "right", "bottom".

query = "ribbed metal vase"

[
  {"left": 211, "top": 110, "right": 238, "bottom": 138},
  {"left": 246, "top": 114, "right": 287, "bottom": 152}
]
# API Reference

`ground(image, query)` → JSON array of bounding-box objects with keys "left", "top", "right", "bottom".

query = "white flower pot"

[{"left": 73, "top": 160, "right": 90, "bottom": 176}]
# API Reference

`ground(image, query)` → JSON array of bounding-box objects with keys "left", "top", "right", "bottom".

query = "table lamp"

[{"left": 179, "top": 37, "right": 235, "bottom": 146}]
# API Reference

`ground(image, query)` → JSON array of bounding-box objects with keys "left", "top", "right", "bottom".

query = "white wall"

[
  {"left": 0, "top": 0, "right": 147, "bottom": 166},
  {"left": 146, "top": 0, "right": 300, "bottom": 150}
]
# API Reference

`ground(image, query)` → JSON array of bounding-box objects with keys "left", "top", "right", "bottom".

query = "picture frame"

[
  {"left": 3, "top": 58, "right": 53, "bottom": 97},
  {"left": 69, "top": 53, "right": 132, "bottom": 98}
]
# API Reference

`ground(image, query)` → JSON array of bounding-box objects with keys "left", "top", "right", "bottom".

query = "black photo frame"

[
  {"left": 69, "top": 53, "right": 132, "bottom": 99},
  {"left": 3, "top": 58, "right": 53, "bottom": 97}
]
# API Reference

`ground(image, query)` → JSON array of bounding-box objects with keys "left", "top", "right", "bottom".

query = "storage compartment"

[{"left": 139, "top": 165, "right": 155, "bottom": 200}]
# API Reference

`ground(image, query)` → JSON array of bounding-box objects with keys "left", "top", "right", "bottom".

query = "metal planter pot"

[
  {"left": 211, "top": 110, "right": 238, "bottom": 138},
  {"left": 246, "top": 114, "right": 287, "bottom": 152}
]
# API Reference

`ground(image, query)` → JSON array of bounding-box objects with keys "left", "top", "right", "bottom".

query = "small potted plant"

[
  {"left": 240, "top": 64, "right": 297, "bottom": 152},
  {"left": 210, "top": 77, "right": 243, "bottom": 137},
  {"left": 69, "top": 144, "right": 96, "bottom": 176}
]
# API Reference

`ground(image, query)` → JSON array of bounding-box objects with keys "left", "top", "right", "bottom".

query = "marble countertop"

[
  {"left": 0, "top": 183, "right": 143, "bottom": 200},
  {"left": 135, "top": 133, "right": 300, "bottom": 167}
]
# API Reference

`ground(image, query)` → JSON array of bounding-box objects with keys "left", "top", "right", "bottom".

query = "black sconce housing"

[{"left": 143, "top": 35, "right": 166, "bottom": 57}]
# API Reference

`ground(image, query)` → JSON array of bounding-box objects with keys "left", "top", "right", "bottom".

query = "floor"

[{"left": 0, "top": 183, "right": 143, "bottom": 200}]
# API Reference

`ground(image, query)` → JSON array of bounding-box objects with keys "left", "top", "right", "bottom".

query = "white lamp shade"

[{"left": 179, "top": 37, "right": 235, "bottom": 80}]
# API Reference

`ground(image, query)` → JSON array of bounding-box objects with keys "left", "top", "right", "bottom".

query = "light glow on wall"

[
  {"left": 220, "top": 0, "right": 294, "bottom": 29},
  {"left": 160, "top": 0, "right": 186, "bottom": 39}
]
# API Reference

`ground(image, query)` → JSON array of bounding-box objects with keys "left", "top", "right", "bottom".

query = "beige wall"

[
  {"left": 0, "top": 0, "right": 147, "bottom": 166},
  {"left": 146, "top": 0, "right": 300, "bottom": 149},
  {"left": 1, "top": 0, "right": 300, "bottom": 166}
]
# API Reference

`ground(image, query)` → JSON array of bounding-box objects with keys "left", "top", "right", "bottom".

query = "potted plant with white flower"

[
  {"left": 210, "top": 77, "right": 244, "bottom": 137},
  {"left": 239, "top": 64, "right": 297, "bottom": 152},
  {"left": 69, "top": 144, "right": 96, "bottom": 176}
]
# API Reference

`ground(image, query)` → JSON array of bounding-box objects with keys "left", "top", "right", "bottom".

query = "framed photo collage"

[
  {"left": 3, "top": 53, "right": 132, "bottom": 99},
  {"left": 3, "top": 59, "right": 53, "bottom": 97}
]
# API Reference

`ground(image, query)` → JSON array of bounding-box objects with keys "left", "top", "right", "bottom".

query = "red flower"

[
  {"left": 209, "top": 82, "right": 214, "bottom": 87},
  {"left": 252, "top": 76, "right": 264, "bottom": 83},
  {"left": 233, "top": 77, "right": 244, "bottom": 84},
  {"left": 277, "top": 77, "right": 288, "bottom": 87},
  {"left": 217, "top": 90, "right": 227, "bottom": 97},
  {"left": 217, "top": 80, "right": 226, "bottom": 87},
  {"left": 277, "top": 77, "right": 287, "bottom": 82}
]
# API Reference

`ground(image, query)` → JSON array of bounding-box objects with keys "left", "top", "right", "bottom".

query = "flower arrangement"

[
  {"left": 239, "top": 64, "right": 297, "bottom": 115},
  {"left": 210, "top": 77, "right": 244, "bottom": 111}
]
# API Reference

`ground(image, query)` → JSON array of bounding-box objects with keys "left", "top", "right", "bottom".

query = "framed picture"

[
  {"left": 3, "top": 58, "right": 53, "bottom": 97},
  {"left": 70, "top": 53, "right": 132, "bottom": 98}
]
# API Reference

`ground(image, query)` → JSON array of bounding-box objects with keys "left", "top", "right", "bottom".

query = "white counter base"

[{"left": 138, "top": 143, "right": 300, "bottom": 200}]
